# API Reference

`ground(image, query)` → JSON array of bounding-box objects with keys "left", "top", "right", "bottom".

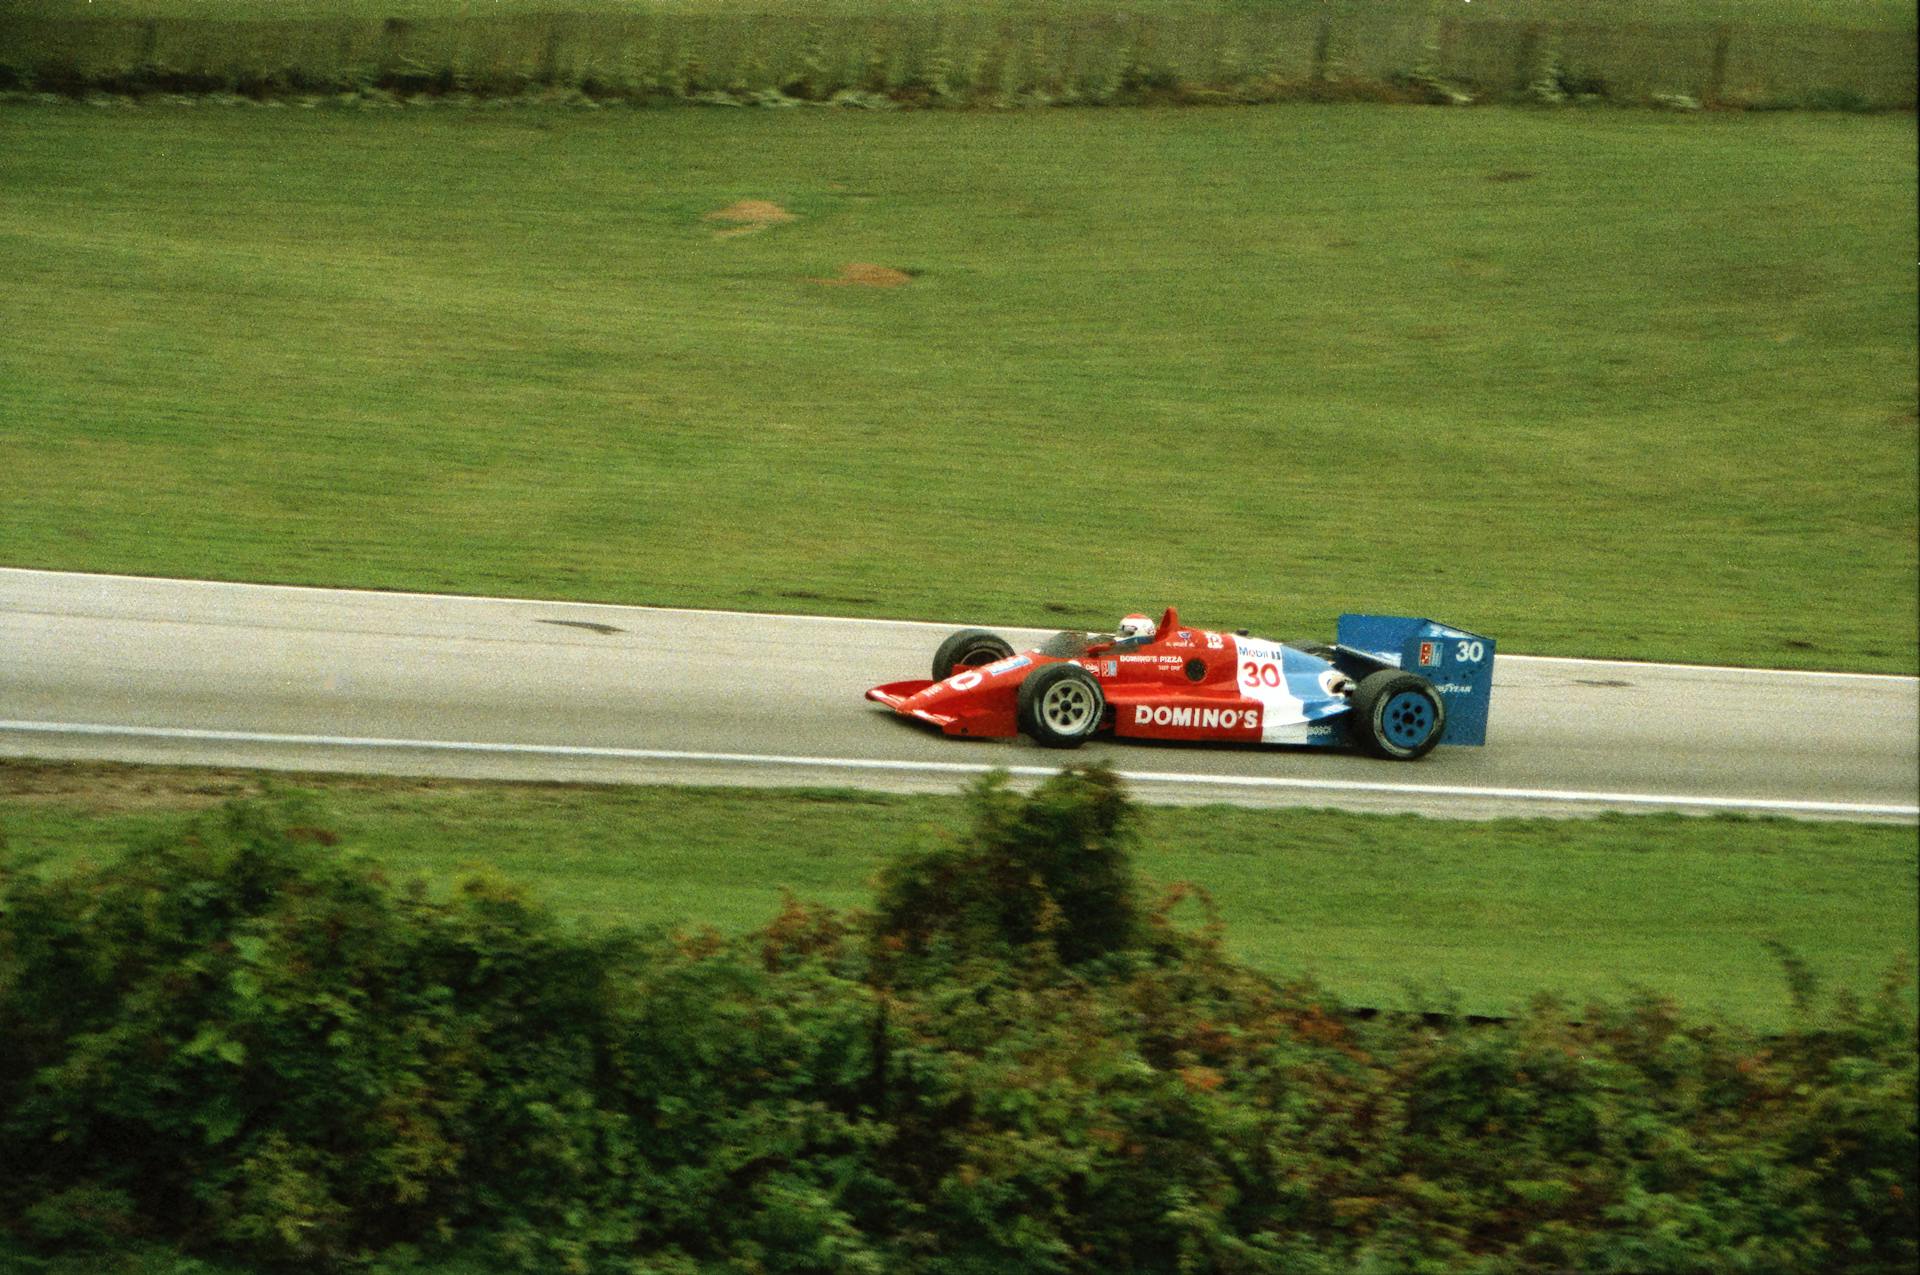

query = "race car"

[{"left": 866, "top": 607, "right": 1493, "bottom": 760}]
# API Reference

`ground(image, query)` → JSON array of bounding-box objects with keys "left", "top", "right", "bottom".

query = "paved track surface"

[{"left": 2, "top": 569, "right": 1915, "bottom": 820}]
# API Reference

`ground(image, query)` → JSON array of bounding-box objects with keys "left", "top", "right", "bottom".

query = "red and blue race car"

[{"left": 867, "top": 607, "right": 1493, "bottom": 760}]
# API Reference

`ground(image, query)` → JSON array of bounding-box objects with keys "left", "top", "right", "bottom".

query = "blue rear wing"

[{"left": 1335, "top": 615, "right": 1495, "bottom": 746}]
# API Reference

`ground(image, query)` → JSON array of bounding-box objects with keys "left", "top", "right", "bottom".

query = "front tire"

[
  {"left": 1348, "top": 670, "right": 1446, "bottom": 760},
  {"left": 932, "top": 628, "right": 1014, "bottom": 681},
  {"left": 1017, "top": 663, "right": 1105, "bottom": 748}
]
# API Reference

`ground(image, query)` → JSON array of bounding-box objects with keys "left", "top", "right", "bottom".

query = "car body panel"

[{"left": 1334, "top": 614, "right": 1496, "bottom": 746}]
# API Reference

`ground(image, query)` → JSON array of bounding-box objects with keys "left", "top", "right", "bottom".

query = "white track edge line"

[
  {"left": 3, "top": 567, "right": 1912, "bottom": 683},
  {"left": 4, "top": 721, "right": 1914, "bottom": 818}
]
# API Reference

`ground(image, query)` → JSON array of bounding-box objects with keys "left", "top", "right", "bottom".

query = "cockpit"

[{"left": 1038, "top": 612, "right": 1162, "bottom": 659}]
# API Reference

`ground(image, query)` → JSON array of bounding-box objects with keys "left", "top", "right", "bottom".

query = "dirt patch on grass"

[
  {"left": 0, "top": 760, "right": 628, "bottom": 817},
  {"left": 0, "top": 760, "right": 266, "bottom": 813},
  {"left": 0, "top": 760, "right": 446, "bottom": 815},
  {"left": 704, "top": 199, "right": 796, "bottom": 237},
  {"left": 809, "top": 262, "right": 913, "bottom": 288},
  {"left": 1449, "top": 256, "right": 1506, "bottom": 280}
]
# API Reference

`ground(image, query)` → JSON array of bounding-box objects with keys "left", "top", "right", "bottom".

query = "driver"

[{"left": 1112, "top": 612, "right": 1156, "bottom": 649}]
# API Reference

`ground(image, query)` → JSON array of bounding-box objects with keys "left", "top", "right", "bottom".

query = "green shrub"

[
  {"left": 2, "top": 778, "right": 1914, "bottom": 1272},
  {"left": 871, "top": 766, "right": 1141, "bottom": 974},
  {"left": 0, "top": 799, "right": 657, "bottom": 1265},
  {"left": 1806, "top": 85, "right": 1875, "bottom": 112}
]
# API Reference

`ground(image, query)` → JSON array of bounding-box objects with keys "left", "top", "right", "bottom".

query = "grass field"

[
  {"left": 4, "top": 761, "right": 1915, "bottom": 1030},
  {"left": 2, "top": 104, "right": 1913, "bottom": 669}
]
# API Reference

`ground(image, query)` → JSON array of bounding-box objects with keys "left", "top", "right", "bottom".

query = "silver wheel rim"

[{"left": 1041, "top": 678, "right": 1098, "bottom": 735}]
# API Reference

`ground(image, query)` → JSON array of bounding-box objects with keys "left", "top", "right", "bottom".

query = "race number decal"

[{"left": 1239, "top": 660, "right": 1286, "bottom": 689}]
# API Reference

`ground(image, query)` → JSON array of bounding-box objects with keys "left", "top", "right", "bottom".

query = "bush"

[
  {"left": 1806, "top": 86, "right": 1875, "bottom": 113},
  {"left": 2, "top": 779, "right": 1914, "bottom": 1272},
  {"left": 871, "top": 766, "right": 1140, "bottom": 973},
  {"left": 0, "top": 800, "right": 652, "bottom": 1265}
]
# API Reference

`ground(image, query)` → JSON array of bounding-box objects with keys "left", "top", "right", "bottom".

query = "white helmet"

[{"left": 1117, "top": 613, "right": 1155, "bottom": 641}]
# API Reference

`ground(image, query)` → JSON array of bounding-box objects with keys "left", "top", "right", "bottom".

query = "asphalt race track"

[{"left": 2, "top": 568, "right": 1915, "bottom": 821}]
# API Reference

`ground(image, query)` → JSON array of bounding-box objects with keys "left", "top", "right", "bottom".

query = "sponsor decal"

[
  {"left": 1307, "top": 723, "right": 1335, "bottom": 738},
  {"left": 986, "top": 655, "right": 1032, "bottom": 675},
  {"left": 1131, "top": 705, "right": 1261, "bottom": 731},
  {"left": 1418, "top": 640, "right": 1438, "bottom": 667},
  {"left": 1118, "top": 654, "right": 1157, "bottom": 664},
  {"left": 1103, "top": 660, "right": 1118, "bottom": 677},
  {"left": 1205, "top": 631, "right": 1224, "bottom": 650},
  {"left": 947, "top": 670, "right": 984, "bottom": 691},
  {"left": 1434, "top": 682, "right": 1473, "bottom": 694}
]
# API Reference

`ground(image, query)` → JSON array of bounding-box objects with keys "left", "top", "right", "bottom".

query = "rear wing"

[{"left": 1334, "top": 615, "right": 1495, "bottom": 746}]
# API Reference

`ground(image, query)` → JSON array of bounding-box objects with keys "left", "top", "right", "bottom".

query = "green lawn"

[
  {"left": 1, "top": 104, "right": 1914, "bottom": 669},
  {"left": 6, "top": 761, "right": 1914, "bottom": 1030}
]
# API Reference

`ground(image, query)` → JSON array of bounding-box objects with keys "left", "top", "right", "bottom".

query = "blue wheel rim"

[{"left": 1380, "top": 690, "right": 1437, "bottom": 749}]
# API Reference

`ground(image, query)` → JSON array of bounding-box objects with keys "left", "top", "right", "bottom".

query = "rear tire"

[
  {"left": 1017, "top": 663, "right": 1105, "bottom": 748},
  {"left": 1348, "top": 670, "right": 1446, "bottom": 760},
  {"left": 932, "top": 628, "right": 1014, "bottom": 681}
]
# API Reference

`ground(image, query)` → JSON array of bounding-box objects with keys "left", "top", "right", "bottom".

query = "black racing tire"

[
  {"left": 1016, "top": 662, "right": 1106, "bottom": 748},
  {"left": 931, "top": 628, "right": 1015, "bottom": 681},
  {"left": 1348, "top": 670, "right": 1446, "bottom": 760}
]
